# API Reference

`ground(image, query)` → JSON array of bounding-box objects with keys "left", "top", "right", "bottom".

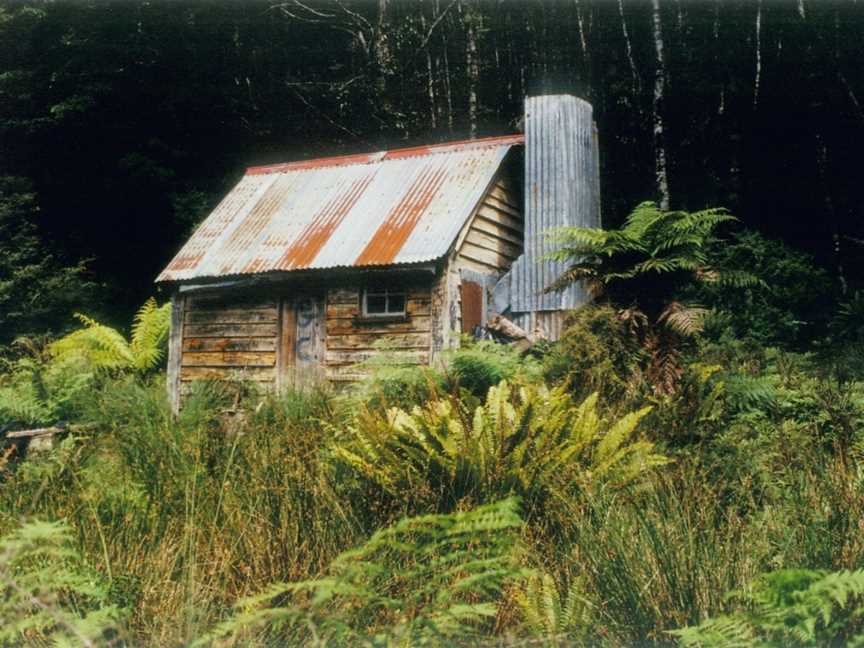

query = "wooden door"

[
  {"left": 460, "top": 280, "right": 483, "bottom": 335},
  {"left": 277, "top": 294, "right": 325, "bottom": 388}
]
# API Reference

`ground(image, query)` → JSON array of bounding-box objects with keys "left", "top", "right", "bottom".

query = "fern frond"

[
  {"left": 659, "top": 302, "right": 708, "bottom": 337},
  {"left": 198, "top": 498, "right": 527, "bottom": 646},
  {"left": 129, "top": 297, "right": 171, "bottom": 370}
]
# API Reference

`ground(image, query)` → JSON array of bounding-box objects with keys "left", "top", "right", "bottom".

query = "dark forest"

[{"left": 1, "top": 0, "right": 862, "bottom": 337}]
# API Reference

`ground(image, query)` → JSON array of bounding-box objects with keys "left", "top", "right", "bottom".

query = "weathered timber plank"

[
  {"left": 476, "top": 203, "right": 523, "bottom": 233},
  {"left": 327, "top": 332, "right": 431, "bottom": 350},
  {"left": 326, "top": 316, "right": 431, "bottom": 335},
  {"left": 276, "top": 298, "right": 295, "bottom": 391},
  {"left": 184, "top": 308, "right": 278, "bottom": 324},
  {"left": 183, "top": 337, "right": 276, "bottom": 352},
  {"left": 483, "top": 194, "right": 521, "bottom": 220},
  {"left": 465, "top": 230, "right": 522, "bottom": 259},
  {"left": 325, "top": 349, "right": 429, "bottom": 365},
  {"left": 183, "top": 322, "right": 279, "bottom": 338},
  {"left": 181, "top": 351, "right": 276, "bottom": 367},
  {"left": 327, "top": 289, "right": 360, "bottom": 305},
  {"left": 326, "top": 299, "right": 431, "bottom": 319},
  {"left": 458, "top": 242, "right": 510, "bottom": 272},
  {"left": 488, "top": 185, "right": 521, "bottom": 211},
  {"left": 185, "top": 295, "right": 278, "bottom": 311},
  {"left": 471, "top": 216, "right": 524, "bottom": 246},
  {"left": 180, "top": 366, "right": 275, "bottom": 382},
  {"left": 328, "top": 288, "right": 430, "bottom": 307},
  {"left": 167, "top": 295, "right": 184, "bottom": 414}
]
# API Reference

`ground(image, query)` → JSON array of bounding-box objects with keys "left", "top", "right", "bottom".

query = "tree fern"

[
  {"left": 197, "top": 498, "right": 527, "bottom": 646},
  {"left": 548, "top": 201, "right": 751, "bottom": 393}
]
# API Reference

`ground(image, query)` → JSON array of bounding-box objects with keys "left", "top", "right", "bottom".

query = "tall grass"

[
  {"left": 0, "top": 378, "right": 361, "bottom": 644},
  {"left": 0, "top": 345, "right": 862, "bottom": 644}
]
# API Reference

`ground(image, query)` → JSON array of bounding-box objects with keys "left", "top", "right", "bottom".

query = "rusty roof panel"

[{"left": 157, "top": 134, "right": 522, "bottom": 282}]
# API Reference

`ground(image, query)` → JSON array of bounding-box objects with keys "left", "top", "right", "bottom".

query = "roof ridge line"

[{"left": 245, "top": 132, "right": 524, "bottom": 175}]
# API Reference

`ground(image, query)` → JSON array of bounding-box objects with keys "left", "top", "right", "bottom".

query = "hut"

[{"left": 156, "top": 94, "right": 600, "bottom": 408}]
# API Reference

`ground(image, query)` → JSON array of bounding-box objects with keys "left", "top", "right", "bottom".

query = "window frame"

[{"left": 361, "top": 287, "right": 407, "bottom": 318}]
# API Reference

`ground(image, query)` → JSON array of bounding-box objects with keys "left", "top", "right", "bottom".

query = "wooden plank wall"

[
  {"left": 179, "top": 293, "right": 279, "bottom": 389},
  {"left": 456, "top": 176, "right": 523, "bottom": 274},
  {"left": 325, "top": 286, "right": 433, "bottom": 382}
]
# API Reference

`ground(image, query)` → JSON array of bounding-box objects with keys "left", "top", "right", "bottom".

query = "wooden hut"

[{"left": 156, "top": 94, "right": 600, "bottom": 408}]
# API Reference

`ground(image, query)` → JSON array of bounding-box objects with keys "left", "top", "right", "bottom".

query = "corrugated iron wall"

[{"left": 506, "top": 94, "right": 601, "bottom": 319}]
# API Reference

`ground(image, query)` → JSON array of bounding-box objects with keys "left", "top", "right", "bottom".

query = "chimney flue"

[{"left": 492, "top": 94, "right": 601, "bottom": 338}]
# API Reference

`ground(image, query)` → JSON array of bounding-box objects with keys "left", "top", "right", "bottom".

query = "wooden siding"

[
  {"left": 430, "top": 172, "right": 523, "bottom": 349},
  {"left": 455, "top": 177, "right": 523, "bottom": 273},
  {"left": 180, "top": 294, "right": 279, "bottom": 386},
  {"left": 325, "top": 285, "right": 433, "bottom": 382}
]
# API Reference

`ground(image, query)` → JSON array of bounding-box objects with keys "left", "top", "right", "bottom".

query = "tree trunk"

[
  {"left": 420, "top": 10, "right": 437, "bottom": 128},
  {"left": 651, "top": 0, "right": 671, "bottom": 210},
  {"left": 753, "top": 0, "right": 762, "bottom": 109},
  {"left": 374, "top": 0, "right": 391, "bottom": 93},
  {"left": 618, "top": 0, "right": 640, "bottom": 97},
  {"left": 463, "top": 1, "right": 480, "bottom": 138},
  {"left": 816, "top": 134, "right": 847, "bottom": 295}
]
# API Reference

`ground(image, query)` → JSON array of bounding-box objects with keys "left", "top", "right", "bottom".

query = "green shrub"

[
  {"left": 0, "top": 519, "right": 125, "bottom": 645},
  {"left": 350, "top": 340, "right": 446, "bottom": 410},
  {"left": 448, "top": 339, "right": 541, "bottom": 398},
  {"left": 544, "top": 304, "right": 644, "bottom": 403},
  {"left": 688, "top": 230, "right": 835, "bottom": 348},
  {"left": 334, "top": 380, "right": 667, "bottom": 515},
  {"left": 0, "top": 343, "right": 94, "bottom": 427}
]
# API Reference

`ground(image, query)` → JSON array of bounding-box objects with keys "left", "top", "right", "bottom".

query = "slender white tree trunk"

[
  {"left": 464, "top": 3, "right": 480, "bottom": 138},
  {"left": 420, "top": 11, "right": 437, "bottom": 128},
  {"left": 754, "top": 0, "right": 762, "bottom": 109},
  {"left": 652, "top": 0, "right": 670, "bottom": 210},
  {"left": 618, "top": 0, "right": 640, "bottom": 96}
]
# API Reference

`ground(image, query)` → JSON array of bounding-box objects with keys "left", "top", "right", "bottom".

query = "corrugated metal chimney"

[{"left": 492, "top": 94, "right": 601, "bottom": 339}]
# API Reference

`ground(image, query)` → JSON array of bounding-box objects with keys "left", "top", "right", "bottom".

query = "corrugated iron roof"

[{"left": 157, "top": 134, "right": 524, "bottom": 283}]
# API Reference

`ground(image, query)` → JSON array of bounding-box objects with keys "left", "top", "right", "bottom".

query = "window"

[{"left": 362, "top": 287, "right": 406, "bottom": 317}]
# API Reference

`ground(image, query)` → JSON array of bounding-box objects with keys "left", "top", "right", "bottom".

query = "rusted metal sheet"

[{"left": 157, "top": 134, "right": 524, "bottom": 283}]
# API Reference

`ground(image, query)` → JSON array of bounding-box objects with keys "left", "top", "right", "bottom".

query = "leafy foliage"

[
  {"left": 549, "top": 202, "right": 757, "bottom": 393},
  {"left": 0, "top": 338, "right": 93, "bottom": 426},
  {"left": 49, "top": 297, "right": 170, "bottom": 373},
  {"left": 0, "top": 519, "right": 124, "bottom": 646},
  {"left": 334, "top": 380, "right": 667, "bottom": 513},
  {"left": 0, "top": 176, "right": 96, "bottom": 344},
  {"left": 198, "top": 497, "right": 527, "bottom": 647},
  {"left": 685, "top": 230, "right": 835, "bottom": 348},
  {"left": 672, "top": 568, "right": 864, "bottom": 647},
  {"left": 544, "top": 304, "right": 644, "bottom": 402},
  {"left": 516, "top": 572, "right": 593, "bottom": 646},
  {"left": 447, "top": 339, "right": 542, "bottom": 399},
  {"left": 548, "top": 201, "right": 739, "bottom": 303}
]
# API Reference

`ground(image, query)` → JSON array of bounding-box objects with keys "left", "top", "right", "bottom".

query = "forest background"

[{"left": 1, "top": 0, "right": 863, "bottom": 343}]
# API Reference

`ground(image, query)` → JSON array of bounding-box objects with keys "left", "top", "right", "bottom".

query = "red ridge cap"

[{"left": 245, "top": 133, "right": 524, "bottom": 175}]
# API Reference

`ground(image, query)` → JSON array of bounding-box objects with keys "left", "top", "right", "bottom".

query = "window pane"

[
  {"left": 386, "top": 294, "right": 405, "bottom": 314},
  {"left": 366, "top": 294, "right": 387, "bottom": 313}
]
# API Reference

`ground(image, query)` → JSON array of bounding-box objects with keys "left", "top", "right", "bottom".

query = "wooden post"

[
  {"left": 167, "top": 293, "right": 184, "bottom": 414},
  {"left": 276, "top": 297, "right": 296, "bottom": 391}
]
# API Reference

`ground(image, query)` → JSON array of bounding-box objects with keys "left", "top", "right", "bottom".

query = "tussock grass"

[{"left": 0, "top": 350, "right": 862, "bottom": 645}]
